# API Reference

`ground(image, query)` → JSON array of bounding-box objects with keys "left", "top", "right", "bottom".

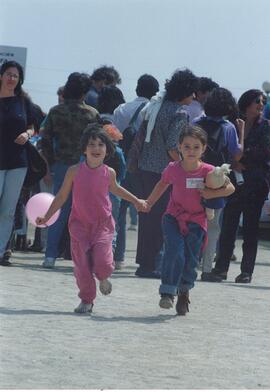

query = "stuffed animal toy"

[{"left": 205, "top": 163, "right": 231, "bottom": 220}]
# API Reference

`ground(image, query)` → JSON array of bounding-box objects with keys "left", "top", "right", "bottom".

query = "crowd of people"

[{"left": 1, "top": 60, "right": 270, "bottom": 315}]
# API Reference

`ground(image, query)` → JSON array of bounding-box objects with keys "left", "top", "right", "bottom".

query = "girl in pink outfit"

[
  {"left": 37, "top": 124, "right": 146, "bottom": 314},
  {"left": 145, "top": 125, "right": 235, "bottom": 315}
]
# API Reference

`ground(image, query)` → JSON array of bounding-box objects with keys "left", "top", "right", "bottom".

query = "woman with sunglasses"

[
  {"left": 0, "top": 61, "right": 35, "bottom": 266},
  {"left": 212, "top": 89, "right": 270, "bottom": 283}
]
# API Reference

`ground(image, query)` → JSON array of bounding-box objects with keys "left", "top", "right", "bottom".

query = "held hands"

[
  {"left": 134, "top": 199, "right": 150, "bottom": 212},
  {"left": 144, "top": 200, "right": 153, "bottom": 212},
  {"left": 134, "top": 199, "right": 153, "bottom": 213}
]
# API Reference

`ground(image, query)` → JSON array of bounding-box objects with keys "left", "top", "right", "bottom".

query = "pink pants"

[{"left": 71, "top": 238, "right": 115, "bottom": 303}]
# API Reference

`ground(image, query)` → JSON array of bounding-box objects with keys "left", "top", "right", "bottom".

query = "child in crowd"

[
  {"left": 145, "top": 125, "right": 235, "bottom": 315},
  {"left": 36, "top": 124, "right": 146, "bottom": 314}
]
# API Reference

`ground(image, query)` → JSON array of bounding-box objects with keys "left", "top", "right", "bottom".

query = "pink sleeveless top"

[
  {"left": 161, "top": 161, "right": 214, "bottom": 235},
  {"left": 69, "top": 162, "right": 114, "bottom": 248}
]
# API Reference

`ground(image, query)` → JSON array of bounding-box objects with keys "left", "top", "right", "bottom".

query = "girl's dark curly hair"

[
  {"left": 164, "top": 68, "right": 198, "bottom": 102},
  {"left": 204, "top": 87, "right": 238, "bottom": 118},
  {"left": 0, "top": 60, "right": 24, "bottom": 96},
  {"left": 238, "top": 89, "right": 266, "bottom": 115},
  {"left": 97, "top": 85, "right": 125, "bottom": 114},
  {"left": 63, "top": 72, "right": 92, "bottom": 100},
  {"left": 80, "top": 123, "right": 115, "bottom": 159}
]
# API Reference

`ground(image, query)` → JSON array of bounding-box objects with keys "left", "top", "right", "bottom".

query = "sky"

[{"left": 2, "top": 0, "right": 270, "bottom": 112}]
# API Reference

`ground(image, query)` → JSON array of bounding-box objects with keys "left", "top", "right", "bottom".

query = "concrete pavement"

[{"left": 0, "top": 226, "right": 270, "bottom": 389}]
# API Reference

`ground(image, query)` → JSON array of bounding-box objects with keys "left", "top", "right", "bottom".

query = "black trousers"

[
  {"left": 215, "top": 194, "right": 265, "bottom": 275},
  {"left": 135, "top": 169, "right": 170, "bottom": 272}
]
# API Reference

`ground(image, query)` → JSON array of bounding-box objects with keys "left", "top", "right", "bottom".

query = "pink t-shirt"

[{"left": 161, "top": 161, "right": 214, "bottom": 235}]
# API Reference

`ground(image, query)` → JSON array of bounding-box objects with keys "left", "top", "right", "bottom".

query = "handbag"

[
  {"left": 126, "top": 119, "right": 147, "bottom": 173},
  {"left": 119, "top": 102, "right": 146, "bottom": 159},
  {"left": 23, "top": 141, "right": 47, "bottom": 187}
]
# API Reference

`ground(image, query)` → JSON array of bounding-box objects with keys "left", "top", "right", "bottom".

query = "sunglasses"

[
  {"left": 254, "top": 97, "right": 266, "bottom": 105},
  {"left": 5, "top": 72, "right": 19, "bottom": 79}
]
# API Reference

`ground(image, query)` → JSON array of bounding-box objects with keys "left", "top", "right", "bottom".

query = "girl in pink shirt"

[
  {"left": 36, "top": 124, "right": 146, "bottom": 314},
  {"left": 145, "top": 125, "right": 235, "bottom": 315}
]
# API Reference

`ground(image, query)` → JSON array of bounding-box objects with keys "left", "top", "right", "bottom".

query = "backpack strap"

[
  {"left": 197, "top": 117, "right": 228, "bottom": 165},
  {"left": 128, "top": 102, "right": 147, "bottom": 127}
]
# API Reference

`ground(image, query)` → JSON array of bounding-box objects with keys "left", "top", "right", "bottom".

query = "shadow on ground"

[
  {"left": 0, "top": 307, "right": 176, "bottom": 324},
  {"left": 8, "top": 262, "right": 74, "bottom": 274},
  {"left": 223, "top": 283, "right": 270, "bottom": 290}
]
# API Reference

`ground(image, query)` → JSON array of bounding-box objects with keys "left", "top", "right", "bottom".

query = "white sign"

[
  {"left": 0, "top": 45, "right": 27, "bottom": 73},
  {"left": 186, "top": 178, "right": 204, "bottom": 189}
]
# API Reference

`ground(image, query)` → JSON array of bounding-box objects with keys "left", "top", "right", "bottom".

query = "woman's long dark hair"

[{"left": 238, "top": 89, "right": 265, "bottom": 117}]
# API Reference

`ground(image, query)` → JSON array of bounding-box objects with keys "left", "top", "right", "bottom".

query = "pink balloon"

[{"left": 25, "top": 192, "right": 60, "bottom": 228}]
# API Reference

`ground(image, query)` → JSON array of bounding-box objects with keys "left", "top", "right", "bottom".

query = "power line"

[
  {"left": 25, "top": 87, "right": 55, "bottom": 96},
  {"left": 27, "top": 65, "right": 73, "bottom": 73}
]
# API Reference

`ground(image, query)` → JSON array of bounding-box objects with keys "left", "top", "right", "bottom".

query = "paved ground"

[{"left": 0, "top": 226, "right": 270, "bottom": 389}]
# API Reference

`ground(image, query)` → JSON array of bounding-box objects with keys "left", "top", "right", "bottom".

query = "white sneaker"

[
  {"left": 74, "top": 302, "right": 93, "bottom": 314},
  {"left": 114, "top": 261, "right": 125, "bottom": 270},
  {"left": 99, "top": 279, "right": 112, "bottom": 295},
  {"left": 206, "top": 208, "right": 215, "bottom": 221},
  {"left": 42, "top": 257, "right": 56, "bottom": 269},
  {"left": 159, "top": 295, "right": 174, "bottom": 309}
]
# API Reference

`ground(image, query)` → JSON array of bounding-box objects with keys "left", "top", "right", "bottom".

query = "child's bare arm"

[
  {"left": 146, "top": 180, "right": 169, "bottom": 209},
  {"left": 109, "top": 168, "right": 147, "bottom": 211},
  {"left": 36, "top": 165, "right": 77, "bottom": 225},
  {"left": 200, "top": 180, "right": 235, "bottom": 200}
]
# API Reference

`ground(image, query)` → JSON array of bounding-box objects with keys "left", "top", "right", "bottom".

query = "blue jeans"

[
  {"left": 0, "top": 168, "right": 27, "bottom": 256},
  {"left": 160, "top": 214, "right": 205, "bottom": 296},
  {"left": 129, "top": 204, "right": 137, "bottom": 226},
  {"left": 114, "top": 172, "right": 140, "bottom": 262},
  {"left": 114, "top": 198, "right": 129, "bottom": 262},
  {"left": 109, "top": 192, "right": 120, "bottom": 251},
  {"left": 45, "top": 162, "right": 72, "bottom": 259}
]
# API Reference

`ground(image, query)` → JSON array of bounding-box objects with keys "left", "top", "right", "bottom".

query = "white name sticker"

[{"left": 186, "top": 178, "right": 204, "bottom": 189}]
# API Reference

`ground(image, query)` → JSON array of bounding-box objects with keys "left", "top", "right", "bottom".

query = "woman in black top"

[
  {"left": 212, "top": 89, "right": 270, "bottom": 283},
  {"left": 0, "top": 61, "right": 34, "bottom": 266}
]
